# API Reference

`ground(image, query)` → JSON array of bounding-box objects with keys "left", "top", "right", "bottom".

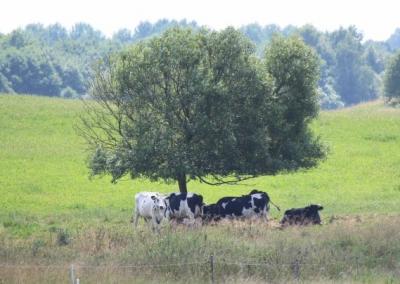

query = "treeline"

[
  {"left": 242, "top": 24, "right": 398, "bottom": 108},
  {"left": 0, "top": 20, "right": 399, "bottom": 108}
]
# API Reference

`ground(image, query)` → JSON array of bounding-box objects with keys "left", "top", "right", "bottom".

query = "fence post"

[
  {"left": 69, "top": 264, "right": 75, "bottom": 284},
  {"left": 355, "top": 256, "right": 359, "bottom": 278},
  {"left": 292, "top": 259, "right": 300, "bottom": 281},
  {"left": 210, "top": 255, "right": 215, "bottom": 284}
]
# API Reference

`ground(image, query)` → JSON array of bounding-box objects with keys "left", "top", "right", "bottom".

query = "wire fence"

[{"left": 0, "top": 256, "right": 398, "bottom": 284}]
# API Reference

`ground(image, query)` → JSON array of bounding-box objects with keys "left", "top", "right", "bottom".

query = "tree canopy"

[
  {"left": 79, "top": 27, "right": 326, "bottom": 192},
  {"left": 384, "top": 51, "right": 400, "bottom": 104}
]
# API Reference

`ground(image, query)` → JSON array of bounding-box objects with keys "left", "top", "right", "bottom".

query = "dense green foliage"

[
  {"left": 81, "top": 28, "right": 324, "bottom": 191},
  {"left": 384, "top": 50, "right": 400, "bottom": 104},
  {"left": 0, "top": 21, "right": 198, "bottom": 98},
  {"left": 0, "top": 23, "right": 108, "bottom": 97},
  {"left": 1, "top": 20, "right": 399, "bottom": 108}
]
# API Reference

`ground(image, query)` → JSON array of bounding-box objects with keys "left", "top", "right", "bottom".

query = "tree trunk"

[{"left": 177, "top": 173, "right": 188, "bottom": 193}]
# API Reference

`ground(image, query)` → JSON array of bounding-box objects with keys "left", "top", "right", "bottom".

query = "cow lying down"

[
  {"left": 203, "top": 189, "right": 280, "bottom": 222},
  {"left": 280, "top": 204, "right": 323, "bottom": 226}
]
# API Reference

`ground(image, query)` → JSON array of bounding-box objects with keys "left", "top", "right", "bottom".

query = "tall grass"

[{"left": 0, "top": 216, "right": 399, "bottom": 283}]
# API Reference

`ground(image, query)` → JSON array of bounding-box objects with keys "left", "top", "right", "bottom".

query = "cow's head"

[
  {"left": 202, "top": 204, "right": 219, "bottom": 219},
  {"left": 151, "top": 196, "right": 168, "bottom": 223},
  {"left": 203, "top": 204, "right": 222, "bottom": 223},
  {"left": 308, "top": 204, "right": 324, "bottom": 212},
  {"left": 249, "top": 189, "right": 265, "bottom": 195}
]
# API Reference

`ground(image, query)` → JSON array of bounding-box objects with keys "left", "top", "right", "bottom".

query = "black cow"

[
  {"left": 280, "top": 204, "right": 323, "bottom": 226},
  {"left": 205, "top": 189, "right": 280, "bottom": 221},
  {"left": 202, "top": 203, "right": 221, "bottom": 222},
  {"left": 165, "top": 192, "right": 203, "bottom": 223}
]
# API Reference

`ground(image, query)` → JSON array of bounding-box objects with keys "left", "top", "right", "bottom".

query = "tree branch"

[{"left": 197, "top": 175, "right": 257, "bottom": 186}]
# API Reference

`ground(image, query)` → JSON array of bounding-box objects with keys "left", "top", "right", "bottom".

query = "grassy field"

[{"left": 1, "top": 94, "right": 400, "bottom": 283}]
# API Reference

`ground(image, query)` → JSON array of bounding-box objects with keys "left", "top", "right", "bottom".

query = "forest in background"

[{"left": 1, "top": 19, "right": 400, "bottom": 109}]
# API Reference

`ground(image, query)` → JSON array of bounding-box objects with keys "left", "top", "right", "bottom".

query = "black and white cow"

[
  {"left": 132, "top": 192, "right": 167, "bottom": 231},
  {"left": 165, "top": 192, "right": 203, "bottom": 223},
  {"left": 205, "top": 189, "right": 280, "bottom": 221},
  {"left": 280, "top": 204, "right": 323, "bottom": 226}
]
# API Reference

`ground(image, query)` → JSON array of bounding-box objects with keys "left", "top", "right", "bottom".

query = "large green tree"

[
  {"left": 384, "top": 51, "right": 400, "bottom": 104},
  {"left": 79, "top": 28, "right": 325, "bottom": 193}
]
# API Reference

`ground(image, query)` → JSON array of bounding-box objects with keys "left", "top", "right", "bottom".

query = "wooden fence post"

[
  {"left": 210, "top": 255, "right": 215, "bottom": 284},
  {"left": 69, "top": 264, "right": 75, "bottom": 284}
]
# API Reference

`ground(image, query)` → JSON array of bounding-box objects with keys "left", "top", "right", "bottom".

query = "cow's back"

[
  {"left": 281, "top": 206, "right": 322, "bottom": 225},
  {"left": 166, "top": 192, "right": 203, "bottom": 219},
  {"left": 215, "top": 191, "right": 270, "bottom": 218},
  {"left": 217, "top": 196, "right": 252, "bottom": 217}
]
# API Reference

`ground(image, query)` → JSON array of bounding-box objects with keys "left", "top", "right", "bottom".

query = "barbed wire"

[
  {"left": 0, "top": 258, "right": 373, "bottom": 269},
  {"left": 0, "top": 264, "right": 68, "bottom": 268},
  {"left": 217, "top": 261, "right": 291, "bottom": 267},
  {"left": 0, "top": 261, "right": 208, "bottom": 269},
  {"left": 78, "top": 261, "right": 209, "bottom": 268}
]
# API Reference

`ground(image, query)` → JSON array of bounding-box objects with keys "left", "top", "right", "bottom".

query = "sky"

[{"left": 1, "top": 0, "right": 399, "bottom": 41}]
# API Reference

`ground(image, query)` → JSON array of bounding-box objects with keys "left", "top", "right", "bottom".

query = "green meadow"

[
  {"left": 1, "top": 94, "right": 400, "bottom": 283},
  {"left": 1, "top": 94, "right": 400, "bottom": 235}
]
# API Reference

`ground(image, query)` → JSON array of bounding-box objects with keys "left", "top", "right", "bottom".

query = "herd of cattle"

[{"left": 133, "top": 190, "right": 324, "bottom": 231}]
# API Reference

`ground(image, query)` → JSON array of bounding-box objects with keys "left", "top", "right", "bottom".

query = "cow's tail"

[
  {"left": 201, "top": 202, "right": 205, "bottom": 216},
  {"left": 270, "top": 200, "right": 281, "bottom": 211}
]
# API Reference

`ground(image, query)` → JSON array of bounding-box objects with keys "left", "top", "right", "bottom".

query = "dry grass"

[{"left": 1, "top": 215, "right": 400, "bottom": 283}]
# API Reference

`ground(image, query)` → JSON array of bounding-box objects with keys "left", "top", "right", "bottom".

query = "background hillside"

[{"left": 1, "top": 20, "right": 400, "bottom": 108}]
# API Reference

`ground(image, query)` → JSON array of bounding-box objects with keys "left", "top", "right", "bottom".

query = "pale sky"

[{"left": 1, "top": 0, "right": 399, "bottom": 41}]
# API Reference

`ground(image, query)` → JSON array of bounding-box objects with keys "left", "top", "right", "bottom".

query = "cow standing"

[
  {"left": 133, "top": 192, "right": 167, "bottom": 232},
  {"left": 280, "top": 204, "right": 323, "bottom": 226},
  {"left": 165, "top": 192, "right": 203, "bottom": 224}
]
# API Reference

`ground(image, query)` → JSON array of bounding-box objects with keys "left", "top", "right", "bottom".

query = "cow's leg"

[
  {"left": 185, "top": 212, "right": 196, "bottom": 227},
  {"left": 151, "top": 218, "right": 158, "bottom": 233},
  {"left": 315, "top": 214, "right": 322, "bottom": 225},
  {"left": 133, "top": 208, "right": 140, "bottom": 228},
  {"left": 262, "top": 209, "right": 269, "bottom": 222}
]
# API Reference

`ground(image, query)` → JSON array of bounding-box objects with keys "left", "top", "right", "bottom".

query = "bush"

[
  {"left": 56, "top": 228, "right": 70, "bottom": 246},
  {"left": 319, "top": 84, "right": 344, "bottom": 110},
  {"left": 60, "top": 87, "right": 79, "bottom": 99}
]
